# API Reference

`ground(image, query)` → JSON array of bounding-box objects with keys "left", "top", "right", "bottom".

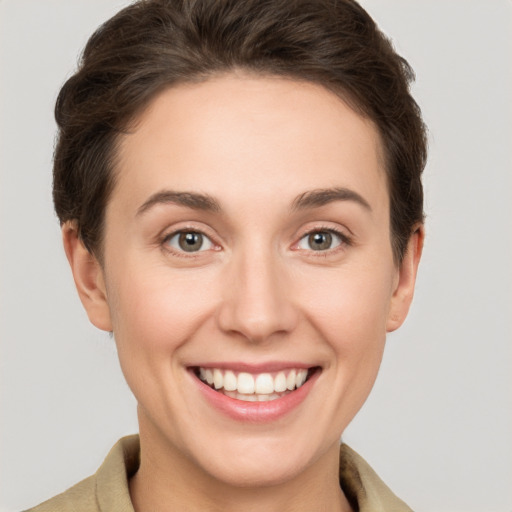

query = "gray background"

[{"left": 1, "top": 1, "right": 511, "bottom": 511}]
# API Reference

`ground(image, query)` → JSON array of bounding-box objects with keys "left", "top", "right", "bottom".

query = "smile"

[{"left": 195, "top": 367, "right": 315, "bottom": 402}]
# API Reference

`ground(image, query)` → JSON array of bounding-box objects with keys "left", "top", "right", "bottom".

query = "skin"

[{"left": 63, "top": 74, "right": 423, "bottom": 512}]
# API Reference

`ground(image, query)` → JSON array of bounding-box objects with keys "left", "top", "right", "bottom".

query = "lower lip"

[{"left": 191, "top": 369, "right": 320, "bottom": 423}]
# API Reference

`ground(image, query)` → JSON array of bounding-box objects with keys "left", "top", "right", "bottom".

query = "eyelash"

[
  {"left": 295, "top": 226, "right": 352, "bottom": 255},
  {"left": 160, "top": 228, "right": 219, "bottom": 258},
  {"left": 160, "top": 226, "right": 352, "bottom": 258}
]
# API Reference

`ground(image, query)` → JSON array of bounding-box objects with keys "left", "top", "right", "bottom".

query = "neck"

[{"left": 130, "top": 417, "right": 353, "bottom": 512}]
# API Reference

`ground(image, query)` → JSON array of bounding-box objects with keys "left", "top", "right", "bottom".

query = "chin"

[
  {"left": 184, "top": 427, "right": 333, "bottom": 490},
  {"left": 202, "top": 452, "right": 310, "bottom": 489}
]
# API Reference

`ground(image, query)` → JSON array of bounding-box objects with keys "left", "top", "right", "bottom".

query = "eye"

[
  {"left": 165, "top": 231, "right": 214, "bottom": 253},
  {"left": 297, "top": 230, "right": 345, "bottom": 251}
]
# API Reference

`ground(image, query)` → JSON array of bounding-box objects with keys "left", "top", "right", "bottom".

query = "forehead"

[{"left": 113, "top": 74, "right": 388, "bottom": 215}]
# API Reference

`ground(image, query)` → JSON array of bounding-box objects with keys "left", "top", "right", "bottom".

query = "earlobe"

[
  {"left": 62, "top": 222, "right": 113, "bottom": 331},
  {"left": 386, "top": 224, "right": 424, "bottom": 333}
]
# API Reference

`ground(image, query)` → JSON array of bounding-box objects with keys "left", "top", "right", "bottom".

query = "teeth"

[
  {"left": 255, "top": 373, "right": 274, "bottom": 394},
  {"left": 237, "top": 372, "right": 255, "bottom": 394},
  {"left": 258, "top": 393, "right": 280, "bottom": 401},
  {"left": 295, "top": 369, "right": 307, "bottom": 388},
  {"left": 286, "top": 370, "right": 296, "bottom": 390},
  {"left": 204, "top": 368, "right": 214, "bottom": 386},
  {"left": 223, "top": 370, "right": 237, "bottom": 391},
  {"left": 223, "top": 390, "right": 287, "bottom": 402},
  {"left": 274, "top": 372, "right": 287, "bottom": 393},
  {"left": 213, "top": 369, "right": 223, "bottom": 390},
  {"left": 197, "top": 367, "right": 312, "bottom": 398}
]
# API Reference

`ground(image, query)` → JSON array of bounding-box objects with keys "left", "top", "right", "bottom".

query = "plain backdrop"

[{"left": 1, "top": 1, "right": 511, "bottom": 511}]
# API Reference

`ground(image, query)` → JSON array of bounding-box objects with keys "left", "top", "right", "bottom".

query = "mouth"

[{"left": 192, "top": 366, "right": 319, "bottom": 402}]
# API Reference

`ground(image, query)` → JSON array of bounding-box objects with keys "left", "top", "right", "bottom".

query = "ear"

[
  {"left": 62, "top": 222, "right": 112, "bottom": 331},
  {"left": 386, "top": 224, "right": 425, "bottom": 333}
]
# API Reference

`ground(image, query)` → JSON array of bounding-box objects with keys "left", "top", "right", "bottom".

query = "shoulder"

[
  {"left": 24, "top": 436, "right": 139, "bottom": 512},
  {"left": 23, "top": 475, "right": 97, "bottom": 512},
  {"left": 339, "top": 443, "right": 414, "bottom": 512}
]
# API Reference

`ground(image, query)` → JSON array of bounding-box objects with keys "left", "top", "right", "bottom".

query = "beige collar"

[
  {"left": 28, "top": 436, "right": 413, "bottom": 511},
  {"left": 95, "top": 436, "right": 412, "bottom": 512}
]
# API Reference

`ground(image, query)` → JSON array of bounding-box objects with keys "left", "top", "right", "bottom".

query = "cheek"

[
  {"left": 106, "top": 265, "right": 219, "bottom": 356},
  {"left": 288, "top": 264, "right": 395, "bottom": 433},
  {"left": 105, "top": 267, "right": 222, "bottom": 410},
  {"left": 298, "top": 265, "right": 394, "bottom": 352}
]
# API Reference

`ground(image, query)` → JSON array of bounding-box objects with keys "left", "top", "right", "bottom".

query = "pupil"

[
  {"left": 309, "top": 232, "right": 332, "bottom": 250},
  {"left": 179, "top": 232, "right": 203, "bottom": 252}
]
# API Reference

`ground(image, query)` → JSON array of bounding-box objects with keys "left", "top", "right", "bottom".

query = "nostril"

[{"left": 216, "top": 300, "right": 299, "bottom": 344}]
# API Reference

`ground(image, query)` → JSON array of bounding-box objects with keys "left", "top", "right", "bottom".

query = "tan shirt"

[{"left": 26, "top": 436, "right": 413, "bottom": 512}]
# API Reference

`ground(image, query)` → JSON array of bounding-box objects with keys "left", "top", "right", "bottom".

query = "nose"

[{"left": 216, "top": 247, "right": 299, "bottom": 344}]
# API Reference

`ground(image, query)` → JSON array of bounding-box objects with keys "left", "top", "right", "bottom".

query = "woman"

[{"left": 27, "top": 0, "right": 426, "bottom": 510}]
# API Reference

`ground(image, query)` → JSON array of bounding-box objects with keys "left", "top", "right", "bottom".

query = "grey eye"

[
  {"left": 298, "top": 231, "right": 342, "bottom": 251},
  {"left": 167, "top": 231, "right": 214, "bottom": 252}
]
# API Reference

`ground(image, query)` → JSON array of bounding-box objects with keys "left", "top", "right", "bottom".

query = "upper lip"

[{"left": 188, "top": 361, "right": 317, "bottom": 373}]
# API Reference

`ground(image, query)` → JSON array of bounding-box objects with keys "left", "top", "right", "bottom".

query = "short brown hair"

[{"left": 53, "top": 0, "right": 427, "bottom": 262}]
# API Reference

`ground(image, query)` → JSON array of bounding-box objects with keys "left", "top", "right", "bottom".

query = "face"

[{"left": 68, "top": 74, "right": 421, "bottom": 489}]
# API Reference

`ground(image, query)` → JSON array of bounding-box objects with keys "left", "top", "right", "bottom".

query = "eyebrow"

[
  {"left": 136, "top": 190, "right": 221, "bottom": 216},
  {"left": 291, "top": 187, "right": 372, "bottom": 212},
  {"left": 136, "top": 186, "right": 371, "bottom": 217}
]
